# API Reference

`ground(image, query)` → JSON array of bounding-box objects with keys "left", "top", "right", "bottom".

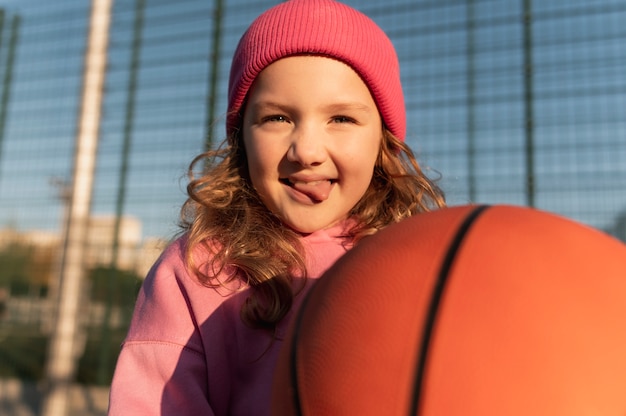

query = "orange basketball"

[{"left": 271, "top": 205, "right": 626, "bottom": 415}]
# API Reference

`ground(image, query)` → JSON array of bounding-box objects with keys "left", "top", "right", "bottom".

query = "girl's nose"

[{"left": 286, "top": 124, "right": 328, "bottom": 167}]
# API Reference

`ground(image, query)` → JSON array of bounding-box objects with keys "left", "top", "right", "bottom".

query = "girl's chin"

[{"left": 281, "top": 217, "right": 346, "bottom": 235}]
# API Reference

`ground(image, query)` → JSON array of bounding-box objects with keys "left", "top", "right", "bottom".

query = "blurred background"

[{"left": 0, "top": 0, "right": 624, "bottom": 414}]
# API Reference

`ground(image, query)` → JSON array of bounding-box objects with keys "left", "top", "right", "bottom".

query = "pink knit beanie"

[{"left": 227, "top": 0, "right": 406, "bottom": 141}]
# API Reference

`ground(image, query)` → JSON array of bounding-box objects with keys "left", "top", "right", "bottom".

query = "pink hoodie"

[{"left": 108, "top": 223, "right": 352, "bottom": 415}]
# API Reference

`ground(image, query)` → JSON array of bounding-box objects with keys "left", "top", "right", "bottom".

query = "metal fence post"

[{"left": 41, "top": 0, "right": 113, "bottom": 414}]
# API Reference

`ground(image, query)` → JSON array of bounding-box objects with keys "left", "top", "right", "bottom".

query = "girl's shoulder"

[
  {"left": 149, "top": 233, "right": 241, "bottom": 291},
  {"left": 140, "top": 234, "right": 189, "bottom": 284},
  {"left": 128, "top": 234, "right": 246, "bottom": 340},
  {"left": 150, "top": 233, "right": 220, "bottom": 273}
]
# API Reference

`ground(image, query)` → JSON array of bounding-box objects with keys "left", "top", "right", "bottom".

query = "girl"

[{"left": 108, "top": 0, "right": 445, "bottom": 414}]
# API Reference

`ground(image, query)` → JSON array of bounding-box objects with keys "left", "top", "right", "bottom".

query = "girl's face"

[{"left": 242, "top": 55, "right": 382, "bottom": 234}]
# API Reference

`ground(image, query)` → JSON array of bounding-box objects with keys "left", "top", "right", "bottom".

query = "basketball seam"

[{"left": 410, "top": 204, "right": 491, "bottom": 415}]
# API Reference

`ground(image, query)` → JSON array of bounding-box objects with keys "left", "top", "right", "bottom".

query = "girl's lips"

[{"left": 281, "top": 178, "right": 335, "bottom": 202}]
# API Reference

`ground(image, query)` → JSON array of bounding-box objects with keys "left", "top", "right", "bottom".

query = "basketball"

[{"left": 271, "top": 205, "right": 626, "bottom": 415}]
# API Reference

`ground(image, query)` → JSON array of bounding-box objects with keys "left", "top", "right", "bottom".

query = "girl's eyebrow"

[
  {"left": 249, "top": 101, "right": 293, "bottom": 113},
  {"left": 323, "top": 102, "right": 375, "bottom": 114}
]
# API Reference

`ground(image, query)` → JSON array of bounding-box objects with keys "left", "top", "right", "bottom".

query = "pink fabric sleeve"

[
  {"left": 108, "top": 241, "right": 215, "bottom": 415},
  {"left": 109, "top": 342, "right": 212, "bottom": 415}
]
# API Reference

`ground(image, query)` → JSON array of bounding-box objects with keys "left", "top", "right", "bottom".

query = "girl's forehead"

[{"left": 246, "top": 56, "right": 376, "bottom": 104}]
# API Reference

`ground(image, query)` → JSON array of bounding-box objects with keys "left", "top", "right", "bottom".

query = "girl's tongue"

[{"left": 291, "top": 180, "right": 333, "bottom": 202}]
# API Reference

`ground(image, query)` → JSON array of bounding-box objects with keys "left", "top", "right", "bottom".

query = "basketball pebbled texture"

[{"left": 271, "top": 205, "right": 626, "bottom": 415}]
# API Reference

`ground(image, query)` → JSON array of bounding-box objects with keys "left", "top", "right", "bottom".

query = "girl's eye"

[
  {"left": 263, "top": 115, "right": 288, "bottom": 123},
  {"left": 332, "top": 115, "right": 356, "bottom": 124}
]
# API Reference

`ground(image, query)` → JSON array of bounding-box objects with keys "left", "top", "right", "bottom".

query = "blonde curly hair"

[{"left": 180, "top": 128, "right": 445, "bottom": 331}]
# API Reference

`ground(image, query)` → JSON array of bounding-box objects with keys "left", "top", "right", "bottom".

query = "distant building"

[
  {"left": 0, "top": 227, "right": 59, "bottom": 251},
  {"left": 0, "top": 215, "right": 164, "bottom": 278},
  {"left": 86, "top": 215, "right": 142, "bottom": 272}
]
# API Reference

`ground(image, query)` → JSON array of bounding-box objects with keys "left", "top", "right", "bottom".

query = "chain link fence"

[{"left": 0, "top": 0, "right": 625, "bottom": 413}]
